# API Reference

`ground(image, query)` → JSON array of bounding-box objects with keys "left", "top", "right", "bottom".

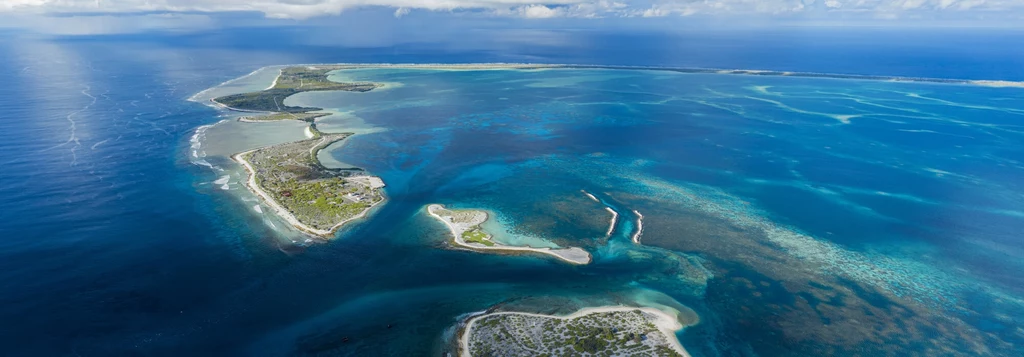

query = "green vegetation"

[
  {"left": 242, "top": 131, "right": 384, "bottom": 234},
  {"left": 222, "top": 67, "right": 385, "bottom": 237},
  {"left": 213, "top": 66, "right": 380, "bottom": 116},
  {"left": 214, "top": 88, "right": 315, "bottom": 113},
  {"left": 273, "top": 67, "right": 375, "bottom": 91},
  {"left": 461, "top": 229, "right": 494, "bottom": 246},
  {"left": 466, "top": 309, "right": 684, "bottom": 356},
  {"left": 428, "top": 203, "right": 592, "bottom": 265}
]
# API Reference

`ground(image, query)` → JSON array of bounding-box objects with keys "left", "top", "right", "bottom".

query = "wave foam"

[{"left": 214, "top": 175, "right": 230, "bottom": 190}]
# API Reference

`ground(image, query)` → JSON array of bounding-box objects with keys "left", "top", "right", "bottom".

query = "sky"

[
  {"left": 2, "top": 0, "right": 1024, "bottom": 36},
  {"left": 3, "top": 0, "right": 1023, "bottom": 20}
]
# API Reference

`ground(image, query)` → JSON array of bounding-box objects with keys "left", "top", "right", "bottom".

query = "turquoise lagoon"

[{"left": 187, "top": 67, "right": 1024, "bottom": 356}]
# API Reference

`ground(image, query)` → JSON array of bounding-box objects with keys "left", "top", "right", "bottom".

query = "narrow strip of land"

[
  {"left": 632, "top": 210, "right": 644, "bottom": 244},
  {"left": 605, "top": 207, "right": 618, "bottom": 237},
  {"left": 212, "top": 66, "right": 381, "bottom": 121},
  {"left": 426, "top": 204, "right": 591, "bottom": 265},
  {"left": 250, "top": 62, "right": 1024, "bottom": 88}
]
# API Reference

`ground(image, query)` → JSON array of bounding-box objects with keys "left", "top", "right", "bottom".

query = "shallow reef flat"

[
  {"left": 510, "top": 190, "right": 616, "bottom": 248},
  {"left": 426, "top": 204, "right": 592, "bottom": 265},
  {"left": 461, "top": 307, "right": 688, "bottom": 357}
]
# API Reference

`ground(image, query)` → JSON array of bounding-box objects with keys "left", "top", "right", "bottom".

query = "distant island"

[
  {"left": 212, "top": 66, "right": 380, "bottom": 122},
  {"left": 213, "top": 63, "right": 1024, "bottom": 89},
  {"left": 460, "top": 306, "right": 689, "bottom": 357},
  {"left": 216, "top": 66, "right": 386, "bottom": 237},
  {"left": 426, "top": 204, "right": 592, "bottom": 265}
]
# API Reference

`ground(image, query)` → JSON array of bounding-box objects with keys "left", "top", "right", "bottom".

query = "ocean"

[{"left": 1, "top": 27, "right": 1022, "bottom": 356}]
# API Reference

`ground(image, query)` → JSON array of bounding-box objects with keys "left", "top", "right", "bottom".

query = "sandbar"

[
  {"left": 426, "top": 204, "right": 591, "bottom": 265},
  {"left": 632, "top": 209, "right": 644, "bottom": 244}
]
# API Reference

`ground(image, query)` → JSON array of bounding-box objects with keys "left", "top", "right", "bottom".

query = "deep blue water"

[{"left": 1, "top": 27, "right": 1023, "bottom": 356}]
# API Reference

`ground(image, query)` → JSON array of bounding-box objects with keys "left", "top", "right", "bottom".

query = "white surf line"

[
  {"left": 581, "top": 189, "right": 599, "bottom": 202},
  {"left": 460, "top": 306, "right": 690, "bottom": 357},
  {"left": 605, "top": 207, "right": 618, "bottom": 237},
  {"left": 188, "top": 66, "right": 276, "bottom": 102},
  {"left": 632, "top": 210, "right": 644, "bottom": 244}
]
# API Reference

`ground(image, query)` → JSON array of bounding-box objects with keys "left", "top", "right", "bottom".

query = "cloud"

[
  {"left": 1, "top": 0, "right": 1023, "bottom": 22},
  {"left": 518, "top": 4, "right": 564, "bottom": 18}
]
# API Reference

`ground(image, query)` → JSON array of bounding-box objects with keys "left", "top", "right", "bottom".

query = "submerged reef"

[
  {"left": 493, "top": 150, "right": 1022, "bottom": 356},
  {"left": 611, "top": 179, "right": 1016, "bottom": 356}
]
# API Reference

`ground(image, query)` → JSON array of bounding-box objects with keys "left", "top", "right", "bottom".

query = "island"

[
  {"left": 233, "top": 125, "right": 384, "bottom": 237},
  {"left": 426, "top": 204, "right": 592, "bottom": 265},
  {"left": 212, "top": 66, "right": 380, "bottom": 121},
  {"left": 459, "top": 307, "right": 689, "bottom": 357},
  {"left": 217, "top": 65, "right": 386, "bottom": 237}
]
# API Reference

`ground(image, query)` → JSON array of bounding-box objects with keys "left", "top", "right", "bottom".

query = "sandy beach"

[
  {"left": 971, "top": 80, "right": 1024, "bottom": 88},
  {"left": 426, "top": 204, "right": 591, "bottom": 265},
  {"left": 208, "top": 98, "right": 272, "bottom": 114},
  {"left": 265, "top": 68, "right": 282, "bottom": 90},
  {"left": 233, "top": 149, "right": 384, "bottom": 238},
  {"left": 605, "top": 207, "right": 618, "bottom": 237},
  {"left": 460, "top": 306, "right": 691, "bottom": 357},
  {"left": 327, "top": 63, "right": 563, "bottom": 71},
  {"left": 632, "top": 209, "right": 644, "bottom": 244}
]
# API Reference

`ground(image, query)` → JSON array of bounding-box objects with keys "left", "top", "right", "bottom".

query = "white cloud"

[
  {"left": 1, "top": 0, "right": 1023, "bottom": 21},
  {"left": 641, "top": 7, "right": 668, "bottom": 17},
  {"left": 518, "top": 4, "right": 564, "bottom": 18}
]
